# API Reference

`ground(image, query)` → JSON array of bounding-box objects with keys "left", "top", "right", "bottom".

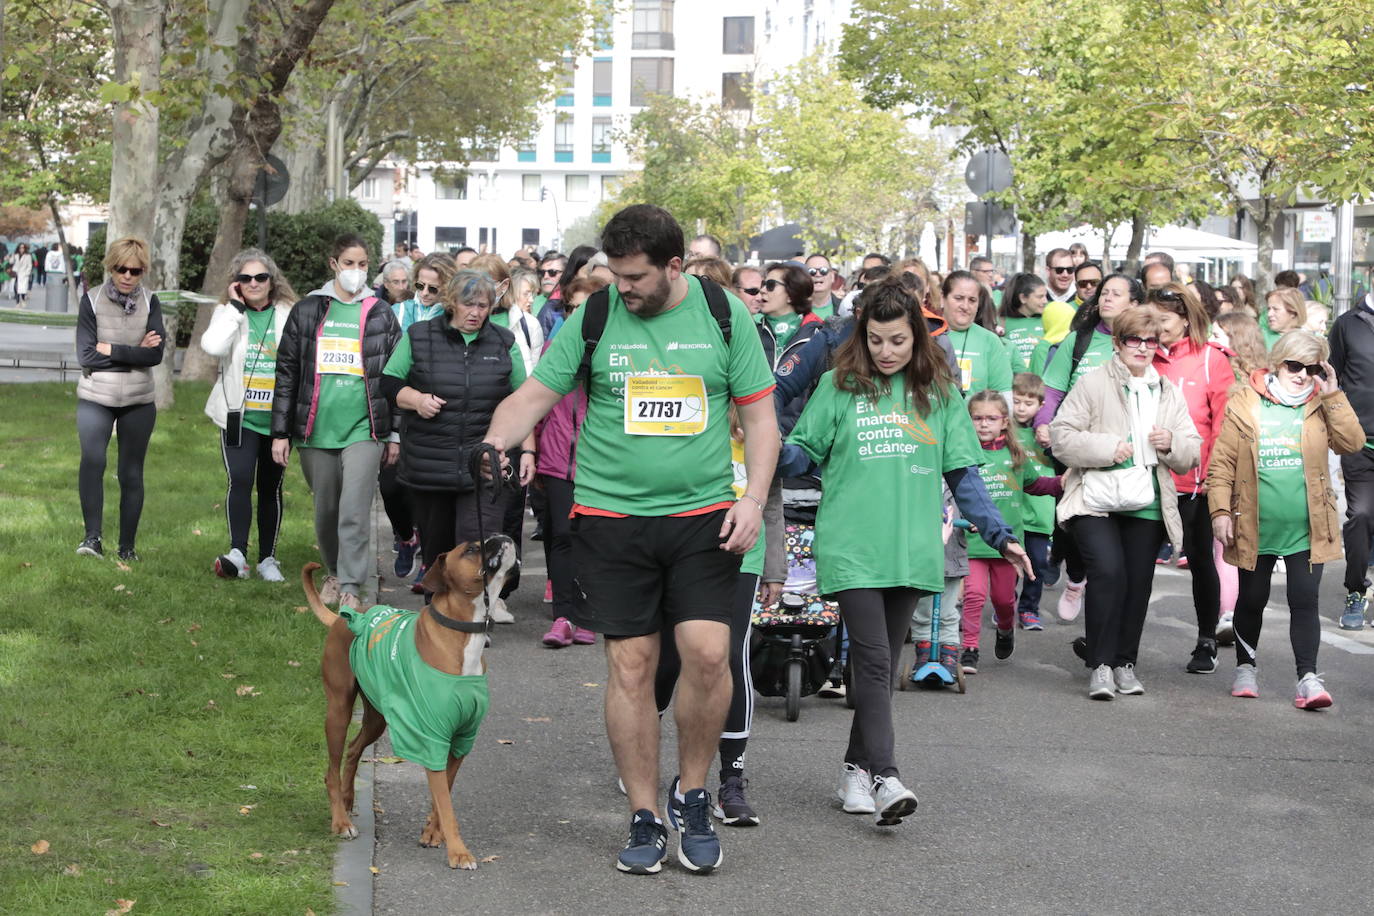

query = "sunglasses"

[
  {"left": 1050, "top": 265, "right": 1075, "bottom": 274},
  {"left": 1280, "top": 359, "right": 1327, "bottom": 379},
  {"left": 807, "top": 267, "right": 831, "bottom": 277},
  {"left": 1152, "top": 289, "right": 1183, "bottom": 303},
  {"left": 235, "top": 272, "right": 270, "bottom": 284},
  {"left": 414, "top": 281, "right": 442, "bottom": 295},
  {"left": 541, "top": 268, "right": 562, "bottom": 277},
  {"left": 738, "top": 286, "right": 762, "bottom": 296},
  {"left": 763, "top": 279, "right": 783, "bottom": 292},
  {"left": 113, "top": 265, "right": 144, "bottom": 277},
  {"left": 1076, "top": 278, "right": 1100, "bottom": 288},
  {"left": 1122, "top": 335, "right": 1161, "bottom": 350}
]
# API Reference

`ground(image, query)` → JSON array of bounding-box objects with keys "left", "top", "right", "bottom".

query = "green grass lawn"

[{"left": 0, "top": 382, "right": 340, "bottom": 915}]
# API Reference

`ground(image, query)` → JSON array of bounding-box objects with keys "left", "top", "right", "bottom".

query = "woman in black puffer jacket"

[{"left": 271, "top": 233, "right": 401, "bottom": 609}]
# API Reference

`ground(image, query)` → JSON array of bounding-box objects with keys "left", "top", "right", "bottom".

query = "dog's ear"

[{"left": 420, "top": 552, "right": 449, "bottom": 595}]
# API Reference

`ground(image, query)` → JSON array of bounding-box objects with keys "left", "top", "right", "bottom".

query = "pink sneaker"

[
  {"left": 1294, "top": 673, "right": 1332, "bottom": 710},
  {"left": 543, "top": 579, "right": 553, "bottom": 603},
  {"left": 1056, "top": 579, "right": 1085, "bottom": 621},
  {"left": 542, "top": 617, "right": 573, "bottom": 648},
  {"left": 571, "top": 625, "right": 596, "bottom": 645}
]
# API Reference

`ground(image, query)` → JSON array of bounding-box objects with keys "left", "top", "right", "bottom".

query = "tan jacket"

[
  {"left": 1206, "top": 376, "right": 1365, "bottom": 570},
  {"left": 1049, "top": 356, "right": 1202, "bottom": 551}
]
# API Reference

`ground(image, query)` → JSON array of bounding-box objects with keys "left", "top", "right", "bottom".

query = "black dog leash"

[{"left": 425, "top": 443, "right": 509, "bottom": 635}]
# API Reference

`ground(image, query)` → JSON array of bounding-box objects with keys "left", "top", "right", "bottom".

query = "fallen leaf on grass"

[
  {"left": 192, "top": 529, "right": 202, "bottom": 536},
  {"left": 63, "top": 863, "right": 82, "bottom": 876},
  {"left": 369, "top": 866, "right": 380, "bottom": 874},
  {"left": 157, "top": 618, "right": 172, "bottom": 625},
  {"left": 221, "top": 673, "right": 236, "bottom": 679},
  {"left": 238, "top": 805, "right": 256, "bottom": 815},
  {"left": 332, "top": 881, "right": 348, "bottom": 887},
  {"left": 31, "top": 839, "right": 49, "bottom": 854},
  {"left": 239, "top": 784, "right": 257, "bottom": 790},
  {"left": 113, "top": 584, "right": 126, "bottom": 592},
  {"left": 479, "top": 855, "right": 501, "bottom": 863},
  {"left": 249, "top": 852, "right": 264, "bottom": 860},
  {"left": 115, "top": 561, "right": 131, "bottom": 572},
  {"left": 235, "top": 684, "right": 261, "bottom": 697},
  {"left": 286, "top": 660, "right": 301, "bottom": 668},
  {"left": 205, "top": 700, "right": 217, "bottom": 710},
  {"left": 294, "top": 606, "right": 309, "bottom": 614},
  {"left": 150, "top": 819, "right": 170, "bottom": 828},
  {"left": 522, "top": 717, "right": 551, "bottom": 723},
  {"left": 496, "top": 739, "right": 515, "bottom": 745},
  {"left": 104, "top": 900, "right": 135, "bottom": 916},
  {"left": 21, "top": 561, "right": 32, "bottom": 568},
  {"left": 187, "top": 623, "right": 201, "bottom": 633}
]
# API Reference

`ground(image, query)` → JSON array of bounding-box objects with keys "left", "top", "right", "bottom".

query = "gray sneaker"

[
  {"left": 1088, "top": 664, "right": 1115, "bottom": 700},
  {"left": 1113, "top": 663, "right": 1145, "bottom": 695},
  {"left": 1231, "top": 663, "right": 1259, "bottom": 698}
]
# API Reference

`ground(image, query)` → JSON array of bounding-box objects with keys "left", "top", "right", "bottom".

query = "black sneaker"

[
  {"left": 1072, "top": 636, "right": 1088, "bottom": 665},
  {"left": 712, "top": 775, "right": 758, "bottom": 827},
  {"left": 1186, "top": 639, "right": 1218, "bottom": 674},
  {"left": 117, "top": 547, "right": 140, "bottom": 562},
  {"left": 76, "top": 536, "right": 103, "bottom": 558},
  {"left": 616, "top": 809, "right": 668, "bottom": 875},
  {"left": 994, "top": 627, "right": 1015, "bottom": 660},
  {"left": 960, "top": 648, "right": 979, "bottom": 675},
  {"left": 666, "top": 778, "right": 722, "bottom": 873}
]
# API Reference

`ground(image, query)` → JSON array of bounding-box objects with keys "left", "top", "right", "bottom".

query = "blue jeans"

[{"left": 1016, "top": 532, "right": 1052, "bottom": 617}]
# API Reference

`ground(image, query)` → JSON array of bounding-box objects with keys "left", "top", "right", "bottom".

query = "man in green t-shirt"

[{"left": 483, "top": 205, "right": 779, "bottom": 876}]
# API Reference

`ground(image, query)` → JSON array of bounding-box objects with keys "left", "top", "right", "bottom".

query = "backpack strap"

[
  {"left": 1067, "top": 324, "right": 1094, "bottom": 382},
  {"left": 697, "top": 276, "right": 733, "bottom": 346},
  {"left": 574, "top": 289, "right": 612, "bottom": 388}
]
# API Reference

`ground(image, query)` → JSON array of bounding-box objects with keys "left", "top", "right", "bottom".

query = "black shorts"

[{"left": 570, "top": 510, "right": 741, "bottom": 638}]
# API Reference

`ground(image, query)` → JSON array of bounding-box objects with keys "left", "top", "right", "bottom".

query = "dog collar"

[{"left": 426, "top": 604, "right": 492, "bottom": 634}]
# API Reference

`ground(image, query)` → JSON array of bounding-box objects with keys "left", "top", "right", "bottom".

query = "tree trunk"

[
  {"left": 106, "top": 0, "right": 164, "bottom": 247},
  {"left": 1253, "top": 196, "right": 1277, "bottom": 297},
  {"left": 151, "top": 308, "right": 179, "bottom": 409},
  {"left": 1100, "top": 224, "right": 1113, "bottom": 272},
  {"left": 278, "top": 135, "right": 327, "bottom": 215},
  {"left": 1122, "top": 213, "right": 1147, "bottom": 276},
  {"left": 1020, "top": 229, "right": 1035, "bottom": 272}
]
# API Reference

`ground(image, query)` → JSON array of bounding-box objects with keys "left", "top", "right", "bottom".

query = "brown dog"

[{"left": 303, "top": 535, "right": 517, "bottom": 869}]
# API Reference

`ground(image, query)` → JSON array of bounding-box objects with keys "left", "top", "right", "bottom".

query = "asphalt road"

[{"left": 352, "top": 523, "right": 1374, "bottom": 916}]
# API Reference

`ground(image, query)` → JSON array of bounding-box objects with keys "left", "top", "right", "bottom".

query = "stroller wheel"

[{"left": 785, "top": 659, "right": 802, "bottom": 722}]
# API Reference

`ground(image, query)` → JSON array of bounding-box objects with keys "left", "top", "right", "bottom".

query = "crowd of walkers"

[{"left": 74, "top": 217, "right": 1373, "bottom": 875}]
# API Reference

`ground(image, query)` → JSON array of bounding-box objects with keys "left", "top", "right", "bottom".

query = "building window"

[
  {"left": 434, "top": 175, "right": 467, "bottom": 200},
  {"left": 523, "top": 174, "right": 541, "bottom": 202},
  {"left": 554, "top": 113, "right": 574, "bottom": 163},
  {"left": 722, "top": 72, "right": 752, "bottom": 109},
  {"left": 557, "top": 58, "right": 575, "bottom": 106},
  {"left": 593, "top": 0, "right": 614, "bottom": 49},
  {"left": 601, "top": 174, "right": 622, "bottom": 200},
  {"left": 522, "top": 228, "right": 540, "bottom": 249},
  {"left": 435, "top": 226, "right": 467, "bottom": 248},
  {"left": 593, "top": 58, "right": 613, "bottom": 106},
  {"left": 632, "top": 0, "right": 674, "bottom": 50},
  {"left": 566, "top": 174, "right": 589, "bottom": 202},
  {"left": 723, "top": 16, "right": 754, "bottom": 54},
  {"left": 592, "top": 116, "right": 612, "bottom": 163},
  {"left": 359, "top": 177, "right": 379, "bottom": 199},
  {"left": 630, "top": 58, "right": 674, "bottom": 106}
]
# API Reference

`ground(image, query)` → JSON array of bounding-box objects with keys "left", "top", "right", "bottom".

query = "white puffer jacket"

[{"left": 201, "top": 300, "right": 292, "bottom": 430}]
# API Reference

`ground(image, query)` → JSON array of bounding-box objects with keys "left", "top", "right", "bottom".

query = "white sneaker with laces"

[
  {"left": 1057, "top": 579, "right": 1085, "bottom": 621},
  {"left": 1088, "top": 664, "right": 1115, "bottom": 700},
  {"left": 1294, "top": 672, "right": 1332, "bottom": 710},
  {"left": 871, "top": 774, "right": 918, "bottom": 826},
  {"left": 836, "top": 763, "right": 875, "bottom": 814},
  {"left": 488, "top": 597, "right": 515, "bottom": 624},
  {"left": 214, "top": 548, "right": 249, "bottom": 580},
  {"left": 257, "top": 556, "right": 284, "bottom": 582},
  {"left": 1113, "top": 663, "right": 1145, "bottom": 695}
]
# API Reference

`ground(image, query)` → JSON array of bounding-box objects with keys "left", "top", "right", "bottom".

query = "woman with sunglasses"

[
  {"left": 74, "top": 236, "right": 166, "bottom": 560},
  {"left": 1049, "top": 308, "right": 1201, "bottom": 700},
  {"left": 1149, "top": 282, "right": 1234, "bottom": 673},
  {"left": 1208, "top": 331, "right": 1364, "bottom": 708},
  {"left": 201, "top": 248, "right": 298, "bottom": 581}
]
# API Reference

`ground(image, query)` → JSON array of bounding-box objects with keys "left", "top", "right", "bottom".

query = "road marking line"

[{"left": 1147, "top": 594, "right": 1374, "bottom": 654}]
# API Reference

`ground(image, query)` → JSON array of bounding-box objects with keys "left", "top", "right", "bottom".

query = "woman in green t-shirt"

[
  {"left": 998, "top": 272, "right": 1048, "bottom": 372},
  {"left": 779, "top": 277, "right": 1031, "bottom": 827},
  {"left": 1207, "top": 331, "right": 1365, "bottom": 709}
]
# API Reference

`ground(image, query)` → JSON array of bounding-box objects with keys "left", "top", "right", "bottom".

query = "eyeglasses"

[
  {"left": 1076, "top": 277, "right": 1100, "bottom": 289},
  {"left": 235, "top": 272, "right": 271, "bottom": 284},
  {"left": 113, "top": 265, "right": 144, "bottom": 277},
  {"left": 541, "top": 268, "right": 563, "bottom": 278},
  {"left": 1122, "top": 335, "right": 1161, "bottom": 350},
  {"left": 1050, "top": 265, "right": 1075, "bottom": 274},
  {"left": 738, "top": 286, "right": 762, "bottom": 296},
  {"left": 1280, "top": 359, "right": 1327, "bottom": 379},
  {"left": 414, "top": 281, "right": 442, "bottom": 295},
  {"left": 1151, "top": 289, "right": 1183, "bottom": 303},
  {"left": 807, "top": 267, "right": 831, "bottom": 277},
  {"left": 763, "top": 279, "right": 783, "bottom": 292}
]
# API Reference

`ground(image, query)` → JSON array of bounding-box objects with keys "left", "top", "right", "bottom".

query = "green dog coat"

[{"left": 343, "top": 605, "right": 489, "bottom": 771}]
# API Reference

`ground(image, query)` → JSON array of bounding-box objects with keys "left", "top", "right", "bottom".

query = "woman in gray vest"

[
  {"left": 379, "top": 269, "right": 535, "bottom": 620},
  {"left": 74, "top": 237, "right": 166, "bottom": 560}
]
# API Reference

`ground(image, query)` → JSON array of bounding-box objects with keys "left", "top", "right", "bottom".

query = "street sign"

[
  {"left": 964, "top": 149, "right": 1012, "bottom": 197},
  {"left": 964, "top": 201, "right": 1017, "bottom": 236},
  {"left": 260, "top": 154, "right": 290, "bottom": 208},
  {"left": 1303, "top": 210, "right": 1335, "bottom": 243}
]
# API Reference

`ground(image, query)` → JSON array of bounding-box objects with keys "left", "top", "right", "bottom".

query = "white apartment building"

[{"left": 354, "top": 0, "right": 768, "bottom": 258}]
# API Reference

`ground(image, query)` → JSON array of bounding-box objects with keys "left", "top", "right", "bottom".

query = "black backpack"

[{"left": 574, "top": 276, "right": 733, "bottom": 389}]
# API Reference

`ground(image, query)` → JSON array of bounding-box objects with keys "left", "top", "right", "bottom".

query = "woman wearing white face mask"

[{"left": 272, "top": 233, "right": 402, "bottom": 608}]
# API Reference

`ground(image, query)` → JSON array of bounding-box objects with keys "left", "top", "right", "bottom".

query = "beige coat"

[
  {"left": 1206, "top": 377, "right": 1365, "bottom": 571},
  {"left": 1049, "top": 356, "right": 1202, "bottom": 551}
]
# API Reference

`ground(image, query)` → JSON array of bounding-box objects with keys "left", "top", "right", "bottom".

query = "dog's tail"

[{"left": 301, "top": 562, "right": 341, "bottom": 628}]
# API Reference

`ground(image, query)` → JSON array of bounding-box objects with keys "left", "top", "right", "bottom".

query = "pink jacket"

[
  {"left": 1153, "top": 337, "right": 1233, "bottom": 496},
  {"left": 536, "top": 386, "right": 587, "bottom": 481}
]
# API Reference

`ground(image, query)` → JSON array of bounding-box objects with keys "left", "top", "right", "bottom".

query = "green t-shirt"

[
  {"left": 343, "top": 605, "right": 488, "bottom": 770},
  {"left": 531, "top": 275, "right": 775, "bottom": 516},
  {"left": 1016, "top": 424, "right": 1055, "bottom": 534},
  {"left": 946, "top": 324, "right": 1014, "bottom": 395},
  {"left": 382, "top": 324, "right": 526, "bottom": 390},
  {"left": 241, "top": 306, "right": 278, "bottom": 437},
  {"left": 303, "top": 300, "right": 372, "bottom": 449},
  {"left": 1042, "top": 328, "right": 1114, "bottom": 393},
  {"left": 1256, "top": 398, "right": 1310, "bottom": 556},
  {"left": 1002, "top": 315, "right": 1044, "bottom": 372},
  {"left": 764, "top": 313, "right": 799, "bottom": 352},
  {"left": 811, "top": 298, "right": 835, "bottom": 321},
  {"left": 1027, "top": 338, "right": 1054, "bottom": 377},
  {"left": 967, "top": 442, "right": 1043, "bottom": 559},
  {"left": 786, "top": 374, "right": 982, "bottom": 594}
]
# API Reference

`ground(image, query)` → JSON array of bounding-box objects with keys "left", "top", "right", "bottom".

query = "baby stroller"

[{"left": 749, "top": 522, "right": 842, "bottom": 721}]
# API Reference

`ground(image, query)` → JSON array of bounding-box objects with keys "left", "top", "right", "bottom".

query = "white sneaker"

[
  {"left": 214, "top": 548, "right": 248, "bottom": 580},
  {"left": 319, "top": 575, "right": 341, "bottom": 604},
  {"left": 1113, "top": 663, "right": 1145, "bottom": 695},
  {"left": 1088, "top": 664, "right": 1115, "bottom": 700},
  {"left": 1215, "top": 612, "right": 1235, "bottom": 645},
  {"left": 256, "top": 556, "right": 284, "bottom": 582},
  {"left": 488, "top": 597, "right": 515, "bottom": 624},
  {"left": 836, "top": 762, "right": 875, "bottom": 814},
  {"left": 871, "top": 774, "right": 918, "bottom": 826},
  {"left": 1057, "top": 579, "right": 1085, "bottom": 621}
]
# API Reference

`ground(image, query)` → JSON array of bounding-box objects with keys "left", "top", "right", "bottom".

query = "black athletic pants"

[
  {"left": 1177, "top": 494, "right": 1221, "bottom": 640},
  {"left": 1071, "top": 514, "right": 1165, "bottom": 668},
  {"left": 77, "top": 399, "right": 156, "bottom": 550},
  {"left": 1342, "top": 449, "right": 1374, "bottom": 594},
  {"left": 377, "top": 462, "right": 414, "bottom": 544},
  {"left": 541, "top": 475, "right": 576, "bottom": 619},
  {"left": 220, "top": 427, "right": 284, "bottom": 560},
  {"left": 411, "top": 487, "right": 508, "bottom": 569},
  {"left": 655, "top": 573, "right": 757, "bottom": 783},
  {"left": 837, "top": 587, "right": 923, "bottom": 779},
  {"left": 1234, "top": 551, "right": 1324, "bottom": 677}
]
